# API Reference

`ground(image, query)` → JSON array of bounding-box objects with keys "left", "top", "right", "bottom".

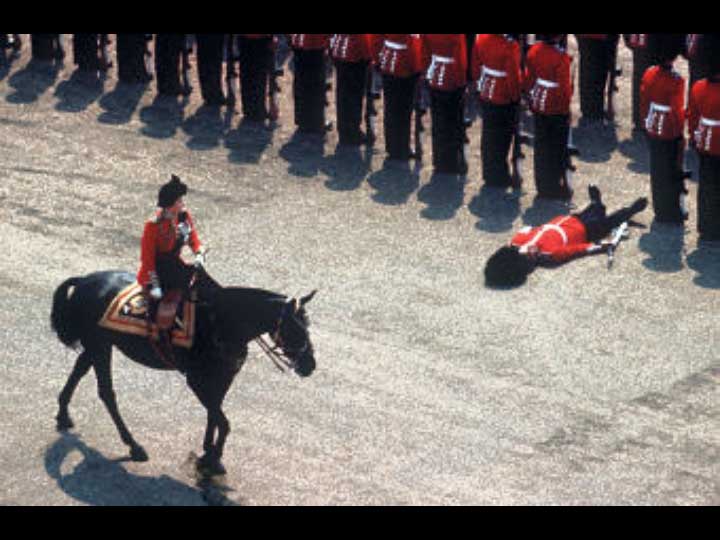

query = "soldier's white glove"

[
  {"left": 150, "top": 286, "right": 163, "bottom": 300},
  {"left": 194, "top": 250, "right": 205, "bottom": 268}
]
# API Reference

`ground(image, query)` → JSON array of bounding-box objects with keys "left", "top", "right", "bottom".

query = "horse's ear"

[
  {"left": 286, "top": 298, "right": 299, "bottom": 315},
  {"left": 300, "top": 290, "right": 317, "bottom": 306}
]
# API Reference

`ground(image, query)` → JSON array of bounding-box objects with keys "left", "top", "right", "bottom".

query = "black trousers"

[
  {"left": 293, "top": 48, "right": 327, "bottom": 133},
  {"left": 430, "top": 88, "right": 464, "bottom": 174},
  {"left": 578, "top": 37, "right": 614, "bottom": 121},
  {"left": 480, "top": 101, "right": 517, "bottom": 187},
  {"left": 31, "top": 34, "right": 60, "bottom": 61},
  {"left": 196, "top": 33, "right": 226, "bottom": 105},
  {"left": 382, "top": 74, "right": 418, "bottom": 161},
  {"left": 575, "top": 201, "right": 641, "bottom": 243},
  {"left": 698, "top": 154, "right": 720, "bottom": 241},
  {"left": 335, "top": 60, "right": 368, "bottom": 144},
  {"left": 533, "top": 113, "right": 571, "bottom": 198},
  {"left": 238, "top": 36, "right": 272, "bottom": 121},
  {"left": 117, "top": 34, "right": 150, "bottom": 83},
  {"left": 631, "top": 47, "right": 654, "bottom": 131},
  {"left": 155, "top": 34, "right": 184, "bottom": 96},
  {"left": 648, "top": 137, "right": 685, "bottom": 223},
  {"left": 73, "top": 34, "right": 100, "bottom": 71}
]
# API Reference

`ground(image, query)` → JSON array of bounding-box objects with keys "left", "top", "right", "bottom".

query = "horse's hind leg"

[
  {"left": 56, "top": 350, "right": 93, "bottom": 431},
  {"left": 90, "top": 343, "right": 149, "bottom": 462}
]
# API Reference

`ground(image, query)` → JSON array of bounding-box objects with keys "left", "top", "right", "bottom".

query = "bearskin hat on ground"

[{"left": 484, "top": 246, "right": 534, "bottom": 288}]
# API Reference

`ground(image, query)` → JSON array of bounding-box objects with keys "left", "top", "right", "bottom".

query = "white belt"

[
  {"left": 482, "top": 66, "right": 507, "bottom": 78},
  {"left": 431, "top": 55, "right": 454, "bottom": 64},
  {"left": 536, "top": 78, "right": 559, "bottom": 89},
  {"left": 524, "top": 220, "right": 569, "bottom": 249},
  {"left": 385, "top": 40, "right": 407, "bottom": 51},
  {"left": 649, "top": 102, "right": 671, "bottom": 113},
  {"left": 700, "top": 116, "right": 720, "bottom": 127}
]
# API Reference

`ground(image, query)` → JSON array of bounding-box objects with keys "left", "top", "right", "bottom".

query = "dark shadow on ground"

[
  {"left": 637, "top": 220, "right": 686, "bottom": 274},
  {"left": 138, "top": 94, "right": 187, "bottom": 139},
  {"left": 468, "top": 185, "right": 521, "bottom": 233},
  {"left": 5, "top": 59, "right": 61, "bottom": 104},
  {"left": 521, "top": 195, "right": 574, "bottom": 227},
  {"left": 573, "top": 119, "right": 618, "bottom": 165},
  {"left": 686, "top": 242, "right": 720, "bottom": 289},
  {"left": 617, "top": 130, "right": 650, "bottom": 175},
  {"left": 54, "top": 69, "right": 105, "bottom": 113},
  {"left": 0, "top": 48, "right": 22, "bottom": 82},
  {"left": 97, "top": 80, "right": 148, "bottom": 125},
  {"left": 182, "top": 104, "right": 226, "bottom": 151},
  {"left": 278, "top": 130, "right": 326, "bottom": 179},
  {"left": 44, "top": 432, "right": 241, "bottom": 506},
  {"left": 417, "top": 172, "right": 465, "bottom": 221},
  {"left": 366, "top": 158, "right": 421, "bottom": 205},
  {"left": 320, "top": 143, "right": 372, "bottom": 192},
  {"left": 225, "top": 118, "right": 273, "bottom": 164}
]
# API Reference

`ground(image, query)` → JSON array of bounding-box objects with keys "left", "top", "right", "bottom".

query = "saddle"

[{"left": 98, "top": 282, "right": 196, "bottom": 348}]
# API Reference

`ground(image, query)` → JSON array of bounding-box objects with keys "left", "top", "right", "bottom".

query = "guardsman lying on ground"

[{"left": 484, "top": 185, "right": 648, "bottom": 287}]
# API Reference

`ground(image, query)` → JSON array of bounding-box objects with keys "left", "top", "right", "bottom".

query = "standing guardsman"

[
  {"left": 471, "top": 33, "right": 523, "bottom": 188},
  {"left": 376, "top": 34, "right": 426, "bottom": 162},
  {"left": 640, "top": 34, "right": 688, "bottom": 224},
  {"left": 688, "top": 34, "right": 720, "bottom": 243},
  {"left": 421, "top": 34, "right": 469, "bottom": 175},
  {"left": 154, "top": 34, "right": 189, "bottom": 97},
  {"left": 290, "top": 34, "right": 332, "bottom": 135},
  {"left": 623, "top": 34, "right": 655, "bottom": 134},
  {"left": 237, "top": 34, "right": 274, "bottom": 121},
  {"left": 72, "top": 34, "right": 112, "bottom": 74},
  {"left": 575, "top": 34, "right": 620, "bottom": 123},
  {"left": 31, "top": 34, "right": 63, "bottom": 62},
  {"left": 524, "top": 34, "right": 574, "bottom": 200},
  {"left": 685, "top": 34, "right": 712, "bottom": 96},
  {"left": 194, "top": 34, "right": 226, "bottom": 107},
  {"left": 117, "top": 34, "right": 153, "bottom": 84}
]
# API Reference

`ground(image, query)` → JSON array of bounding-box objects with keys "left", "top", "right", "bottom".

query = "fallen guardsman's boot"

[{"left": 484, "top": 185, "right": 648, "bottom": 287}]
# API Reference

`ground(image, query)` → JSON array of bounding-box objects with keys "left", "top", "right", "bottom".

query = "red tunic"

[
  {"left": 330, "top": 34, "right": 381, "bottom": 63},
  {"left": 471, "top": 34, "right": 522, "bottom": 105},
  {"left": 289, "top": 34, "right": 330, "bottom": 50},
  {"left": 689, "top": 76, "right": 720, "bottom": 156},
  {"left": 523, "top": 42, "right": 572, "bottom": 115},
  {"left": 640, "top": 65, "right": 686, "bottom": 140},
  {"left": 137, "top": 209, "right": 202, "bottom": 286},
  {"left": 376, "top": 33, "right": 425, "bottom": 77},
  {"left": 511, "top": 215, "right": 594, "bottom": 263},
  {"left": 421, "top": 34, "right": 467, "bottom": 91}
]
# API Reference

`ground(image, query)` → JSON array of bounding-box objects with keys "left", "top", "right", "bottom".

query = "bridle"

[{"left": 254, "top": 301, "right": 309, "bottom": 374}]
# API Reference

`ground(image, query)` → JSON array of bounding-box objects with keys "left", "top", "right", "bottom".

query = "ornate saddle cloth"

[{"left": 98, "top": 282, "right": 195, "bottom": 349}]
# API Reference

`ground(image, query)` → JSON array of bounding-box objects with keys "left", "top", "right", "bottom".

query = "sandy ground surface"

[{"left": 0, "top": 35, "right": 718, "bottom": 506}]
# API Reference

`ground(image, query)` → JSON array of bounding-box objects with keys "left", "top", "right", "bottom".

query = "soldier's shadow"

[
  {"left": 617, "top": 130, "right": 650, "bottom": 174},
  {"left": 468, "top": 185, "right": 521, "bottom": 233},
  {"left": 5, "top": 59, "right": 61, "bottom": 104},
  {"left": 45, "top": 432, "right": 241, "bottom": 506},
  {"left": 686, "top": 243, "right": 720, "bottom": 289},
  {"left": 319, "top": 143, "right": 372, "bottom": 192},
  {"left": 637, "top": 221, "right": 685, "bottom": 273},
  {"left": 521, "top": 195, "right": 573, "bottom": 227},
  {"left": 224, "top": 118, "right": 273, "bottom": 164},
  {"left": 138, "top": 95, "right": 186, "bottom": 140},
  {"left": 417, "top": 172, "right": 465, "bottom": 221},
  {"left": 366, "top": 159, "right": 421, "bottom": 206},
  {"left": 573, "top": 120, "right": 619, "bottom": 164},
  {"left": 278, "top": 130, "right": 326, "bottom": 179},
  {"left": 54, "top": 69, "right": 106, "bottom": 114},
  {"left": 97, "top": 80, "right": 148, "bottom": 125},
  {"left": 182, "top": 104, "right": 226, "bottom": 151}
]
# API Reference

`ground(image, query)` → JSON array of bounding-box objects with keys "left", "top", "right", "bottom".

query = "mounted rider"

[{"left": 137, "top": 174, "right": 206, "bottom": 344}]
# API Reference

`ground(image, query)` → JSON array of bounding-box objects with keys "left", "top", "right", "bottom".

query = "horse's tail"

[{"left": 50, "top": 277, "right": 83, "bottom": 349}]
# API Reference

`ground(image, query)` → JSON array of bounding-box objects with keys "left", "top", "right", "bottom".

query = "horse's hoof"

[
  {"left": 56, "top": 415, "right": 74, "bottom": 432},
  {"left": 197, "top": 454, "right": 227, "bottom": 477},
  {"left": 130, "top": 445, "right": 149, "bottom": 462}
]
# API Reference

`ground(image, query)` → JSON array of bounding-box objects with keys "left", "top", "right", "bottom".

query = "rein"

[{"left": 254, "top": 312, "right": 309, "bottom": 374}]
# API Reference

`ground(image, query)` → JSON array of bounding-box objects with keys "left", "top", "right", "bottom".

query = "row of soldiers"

[{"left": 4, "top": 33, "right": 720, "bottom": 242}]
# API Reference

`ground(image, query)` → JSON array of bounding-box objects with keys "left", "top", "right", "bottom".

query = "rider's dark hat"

[{"left": 157, "top": 174, "right": 188, "bottom": 208}]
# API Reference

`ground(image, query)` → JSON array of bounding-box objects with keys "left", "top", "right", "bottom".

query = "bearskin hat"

[
  {"left": 536, "top": 34, "right": 565, "bottom": 44},
  {"left": 484, "top": 246, "right": 534, "bottom": 288},
  {"left": 649, "top": 34, "right": 686, "bottom": 64},
  {"left": 702, "top": 33, "right": 720, "bottom": 73},
  {"left": 157, "top": 174, "right": 188, "bottom": 208}
]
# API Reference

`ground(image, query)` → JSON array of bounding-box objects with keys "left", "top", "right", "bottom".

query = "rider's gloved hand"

[
  {"left": 194, "top": 250, "right": 205, "bottom": 268},
  {"left": 150, "top": 286, "right": 163, "bottom": 300}
]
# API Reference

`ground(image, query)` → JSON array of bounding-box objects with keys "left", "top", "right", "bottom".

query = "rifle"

[
  {"left": 459, "top": 82, "right": 478, "bottom": 175},
  {"left": 606, "top": 34, "right": 622, "bottom": 122},
  {"left": 511, "top": 33, "right": 530, "bottom": 191},
  {"left": 267, "top": 35, "right": 285, "bottom": 122},
  {"left": 365, "top": 66, "right": 381, "bottom": 146},
  {"left": 180, "top": 34, "right": 193, "bottom": 96},
  {"left": 225, "top": 34, "right": 239, "bottom": 107},
  {"left": 606, "top": 221, "right": 629, "bottom": 269},
  {"left": 99, "top": 34, "right": 112, "bottom": 72},
  {"left": 562, "top": 39, "right": 580, "bottom": 195}
]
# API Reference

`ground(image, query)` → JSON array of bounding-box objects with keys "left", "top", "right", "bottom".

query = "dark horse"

[{"left": 50, "top": 268, "right": 317, "bottom": 476}]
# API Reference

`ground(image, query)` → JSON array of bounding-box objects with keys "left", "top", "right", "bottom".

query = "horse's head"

[{"left": 270, "top": 290, "right": 317, "bottom": 377}]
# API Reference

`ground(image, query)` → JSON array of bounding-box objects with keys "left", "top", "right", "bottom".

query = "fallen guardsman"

[{"left": 484, "top": 185, "right": 648, "bottom": 287}]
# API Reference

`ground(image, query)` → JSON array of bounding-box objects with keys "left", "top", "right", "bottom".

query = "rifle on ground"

[
  {"left": 225, "top": 34, "right": 239, "bottom": 107},
  {"left": 606, "top": 34, "right": 622, "bottom": 122},
  {"left": 511, "top": 33, "right": 530, "bottom": 191},
  {"left": 606, "top": 221, "right": 629, "bottom": 269},
  {"left": 180, "top": 34, "right": 193, "bottom": 96},
  {"left": 365, "top": 66, "right": 382, "bottom": 146},
  {"left": 414, "top": 78, "right": 429, "bottom": 161}
]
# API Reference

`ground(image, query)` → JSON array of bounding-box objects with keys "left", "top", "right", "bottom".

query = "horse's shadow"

[
  {"left": 278, "top": 130, "right": 326, "bottom": 179},
  {"left": 468, "top": 185, "right": 521, "bottom": 233},
  {"left": 182, "top": 104, "right": 226, "bottom": 152},
  {"left": 224, "top": 118, "right": 273, "bottom": 164},
  {"left": 320, "top": 143, "right": 373, "bottom": 192},
  {"left": 97, "top": 80, "right": 148, "bottom": 125},
  {"left": 5, "top": 59, "right": 61, "bottom": 104},
  {"left": 416, "top": 172, "right": 465, "bottom": 221},
  {"left": 45, "top": 432, "right": 241, "bottom": 506},
  {"left": 366, "top": 158, "right": 421, "bottom": 205},
  {"left": 573, "top": 120, "right": 619, "bottom": 165},
  {"left": 54, "top": 68, "right": 106, "bottom": 114},
  {"left": 686, "top": 242, "right": 720, "bottom": 289},
  {"left": 138, "top": 95, "right": 187, "bottom": 140},
  {"left": 637, "top": 220, "right": 686, "bottom": 274}
]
